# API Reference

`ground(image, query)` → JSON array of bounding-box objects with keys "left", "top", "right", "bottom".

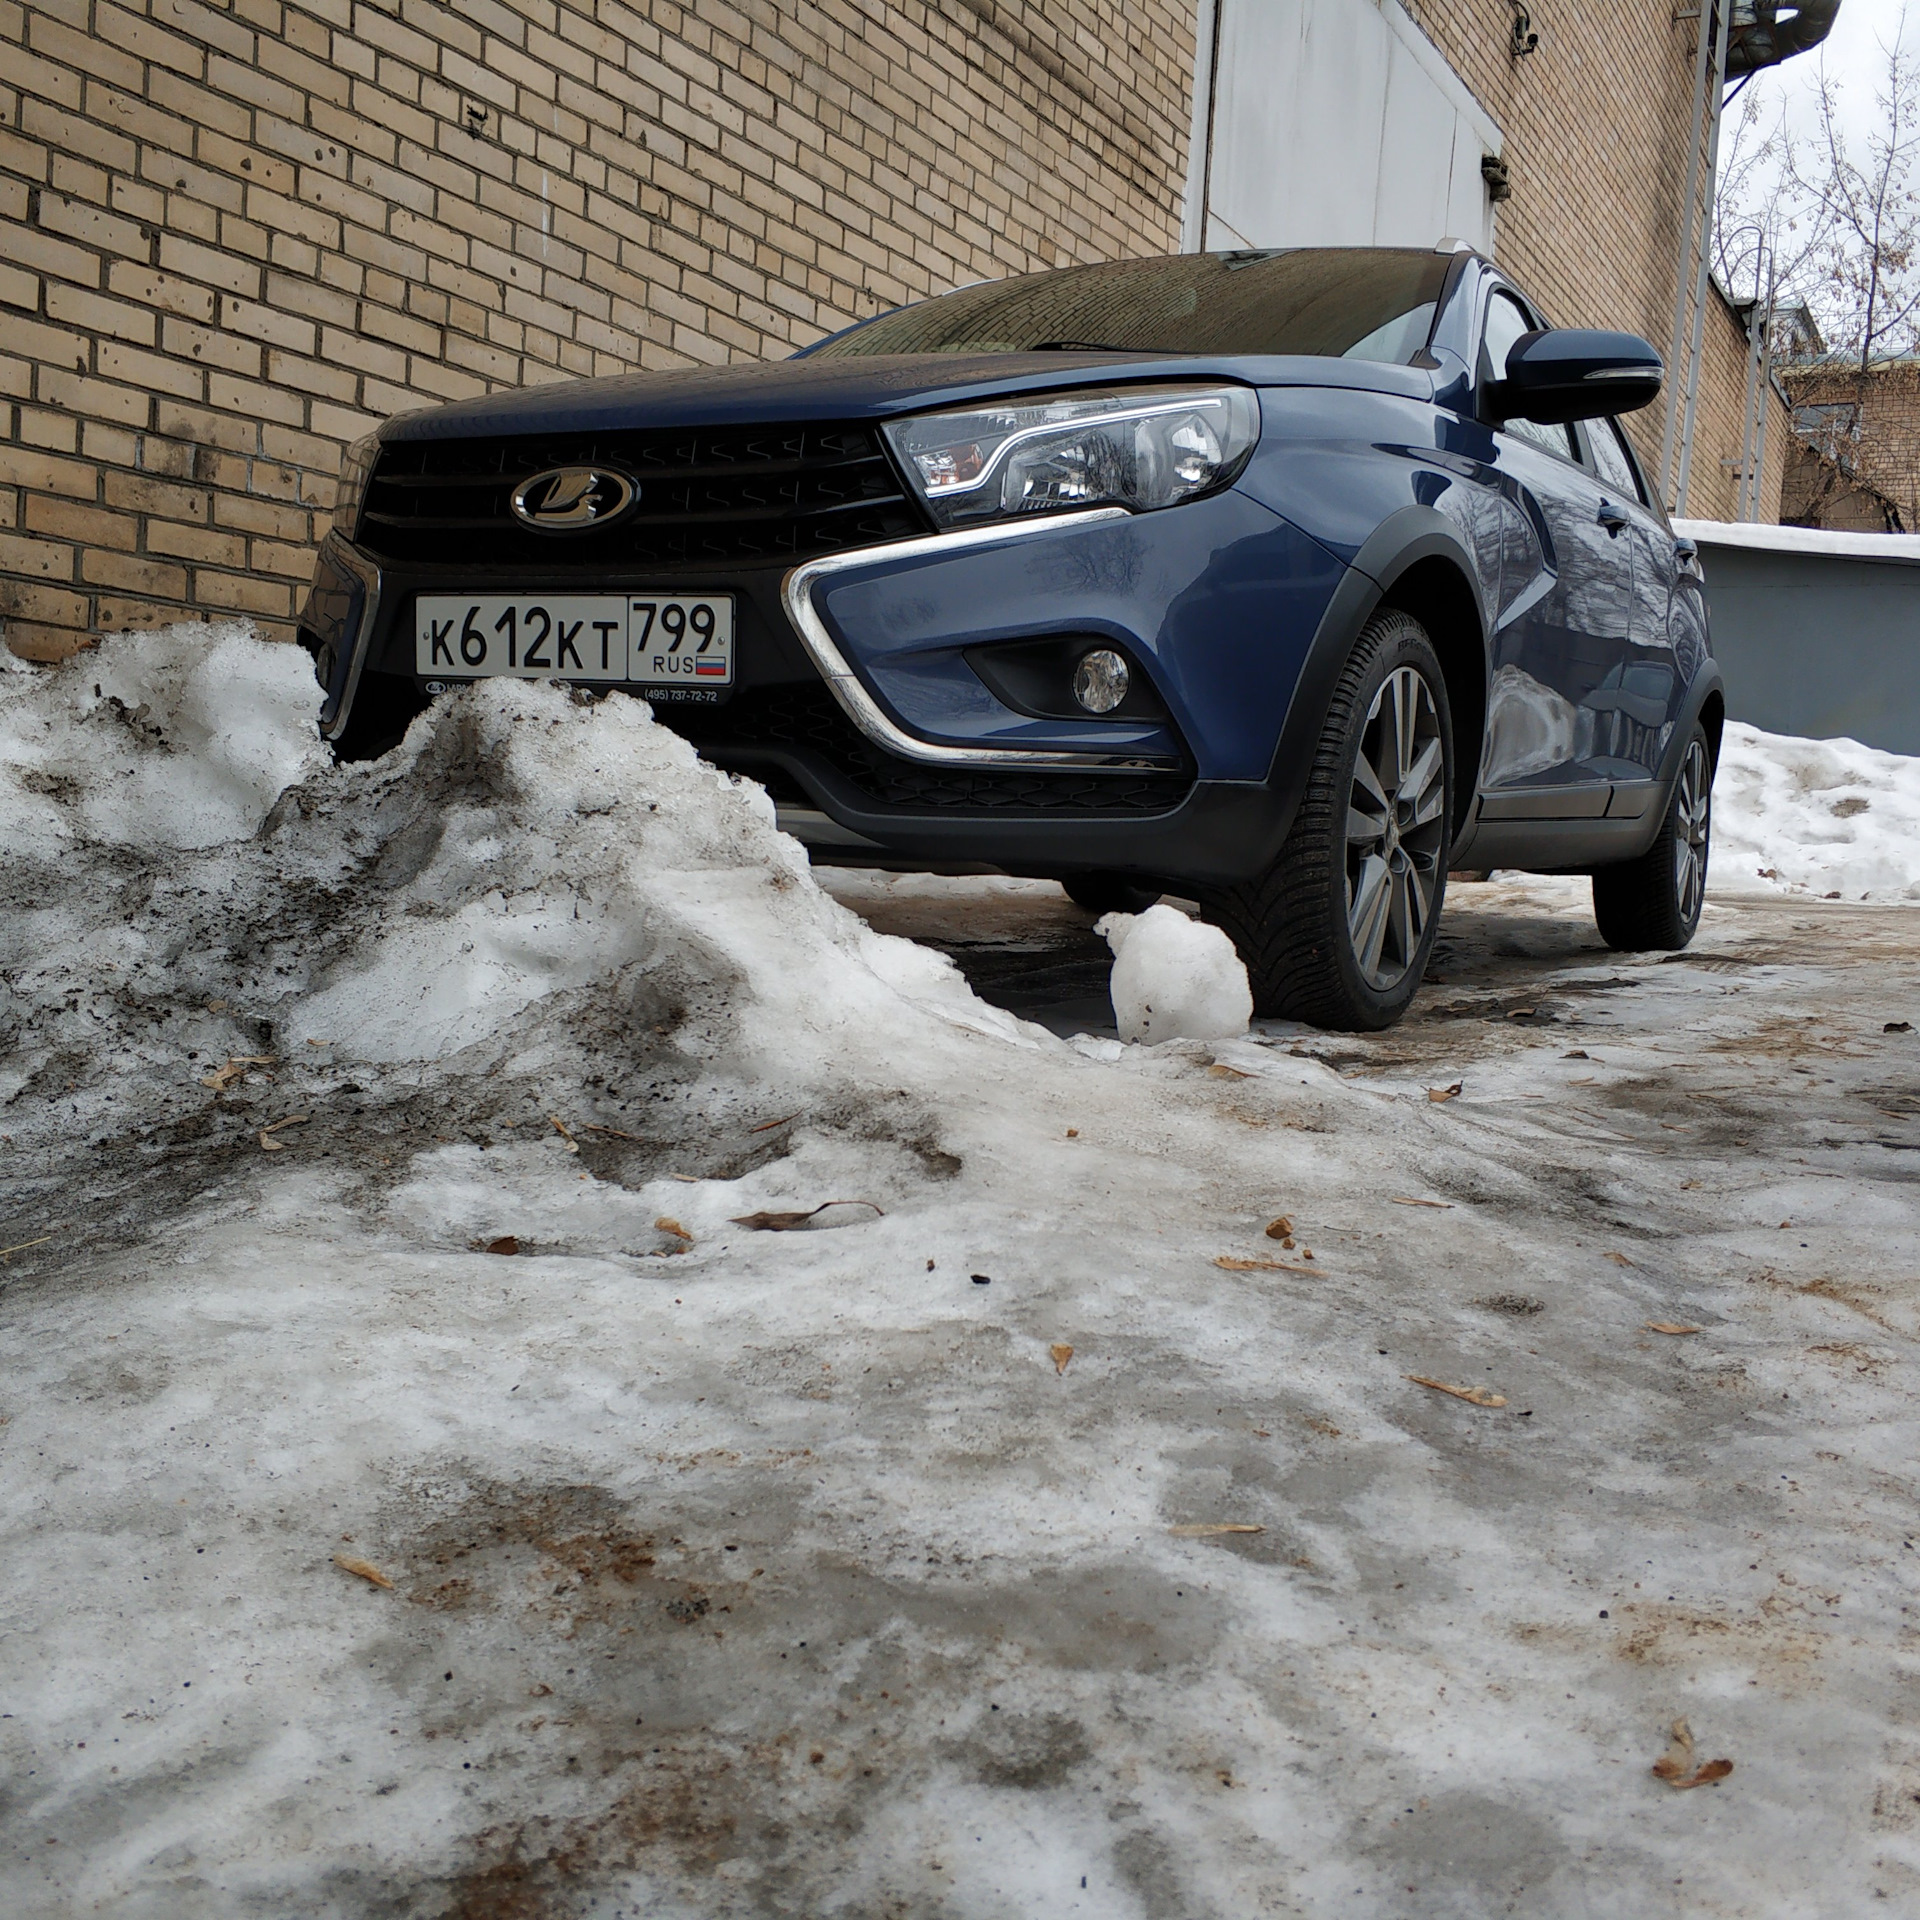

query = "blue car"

[{"left": 300, "top": 245, "right": 1719, "bottom": 1030}]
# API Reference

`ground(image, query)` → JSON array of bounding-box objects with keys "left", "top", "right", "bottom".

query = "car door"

[
  {"left": 1579, "top": 413, "right": 1682, "bottom": 794},
  {"left": 1477, "top": 287, "right": 1637, "bottom": 817}
]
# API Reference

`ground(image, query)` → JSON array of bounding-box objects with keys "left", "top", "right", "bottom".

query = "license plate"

[{"left": 413, "top": 594, "right": 734, "bottom": 686}]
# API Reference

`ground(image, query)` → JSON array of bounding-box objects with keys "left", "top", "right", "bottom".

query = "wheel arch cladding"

[
  {"left": 1378, "top": 553, "right": 1486, "bottom": 837},
  {"left": 1697, "top": 685, "right": 1725, "bottom": 769}
]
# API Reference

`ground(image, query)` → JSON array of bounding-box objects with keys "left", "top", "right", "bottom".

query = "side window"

[
  {"left": 1588, "top": 417, "right": 1648, "bottom": 505},
  {"left": 1480, "top": 290, "right": 1576, "bottom": 462}
]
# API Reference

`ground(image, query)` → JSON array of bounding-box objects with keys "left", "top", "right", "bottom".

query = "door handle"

[{"left": 1596, "top": 501, "right": 1629, "bottom": 534}]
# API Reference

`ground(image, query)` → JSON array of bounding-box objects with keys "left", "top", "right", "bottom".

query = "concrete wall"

[{"left": 1677, "top": 519, "right": 1920, "bottom": 755}]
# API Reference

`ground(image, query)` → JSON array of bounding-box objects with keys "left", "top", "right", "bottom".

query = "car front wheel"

[
  {"left": 1591, "top": 724, "right": 1712, "bottom": 951},
  {"left": 1199, "top": 609, "right": 1453, "bottom": 1031}
]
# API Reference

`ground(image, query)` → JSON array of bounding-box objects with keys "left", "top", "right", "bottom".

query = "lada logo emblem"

[{"left": 509, "top": 466, "right": 638, "bottom": 531}]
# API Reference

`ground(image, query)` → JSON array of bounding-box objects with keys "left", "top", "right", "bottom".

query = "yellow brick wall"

[
  {"left": 1411, "top": 0, "right": 1786, "bottom": 519},
  {"left": 0, "top": 0, "right": 1196, "bottom": 658},
  {"left": 1, "top": 0, "right": 1786, "bottom": 663}
]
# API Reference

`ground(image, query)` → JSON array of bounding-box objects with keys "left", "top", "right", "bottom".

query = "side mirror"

[{"left": 1487, "top": 329, "right": 1663, "bottom": 425}]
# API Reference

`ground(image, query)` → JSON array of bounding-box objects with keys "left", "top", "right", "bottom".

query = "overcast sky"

[{"left": 1740, "top": 0, "right": 1913, "bottom": 144}]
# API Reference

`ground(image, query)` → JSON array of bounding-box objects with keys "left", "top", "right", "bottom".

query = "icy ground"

[{"left": 3, "top": 632, "right": 1920, "bottom": 1919}]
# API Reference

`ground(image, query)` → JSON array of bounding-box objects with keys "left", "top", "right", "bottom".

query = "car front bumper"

[{"left": 299, "top": 487, "right": 1349, "bottom": 885}]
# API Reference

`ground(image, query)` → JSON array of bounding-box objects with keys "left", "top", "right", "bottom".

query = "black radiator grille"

[
  {"left": 658, "top": 685, "right": 1192, "bottom": 816},
  {"left": 355, "top": 422, "right": 926, "bottom": 569}
]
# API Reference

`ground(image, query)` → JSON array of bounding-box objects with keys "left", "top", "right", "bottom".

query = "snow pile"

[
  {"left": 0, "top": 627, "right": 1036, "bottom": 1229},
  {"left": 1097, "top": 902, "right": 1252, "bottom": 1044},
  {"left": 1712, "top": 720, "right": 1920, "bottom": 903},
  {"left": 0, "top": 618, "right": 330, "bottom": 855}
]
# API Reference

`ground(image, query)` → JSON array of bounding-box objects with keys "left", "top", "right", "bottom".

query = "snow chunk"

[
  {"left": 1097, "top": 903, "right": 1252, "bottom": 1044},
  {"left": 0, "top": 620, "right": 330, "bottom": 856},
  {"left": 1711, "top": 722, "right": 1920, "bottom": 904}
]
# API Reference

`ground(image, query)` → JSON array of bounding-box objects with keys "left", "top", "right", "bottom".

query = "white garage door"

[{"left": 1188, "top": 0, "right": 1502, "bottom": 254}]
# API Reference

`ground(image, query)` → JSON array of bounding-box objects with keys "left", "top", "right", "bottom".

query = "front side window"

[
  {"left": 805, "top": 249, "right": 1450, "bottom": 366},
  {"left": 1481, "top": 290, "right": 1576, "bottom": 461}
]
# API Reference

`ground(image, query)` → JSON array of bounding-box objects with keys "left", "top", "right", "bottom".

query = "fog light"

[{"left": 1073, "top": 648, "right": 1129, "bottom": 714}]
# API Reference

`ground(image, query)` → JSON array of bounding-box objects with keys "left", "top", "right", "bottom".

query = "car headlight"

[
  {"left": 331, "top": 430, "right": 382, "bottom": 541},
  {"left": 882, "top": 385, "right": 1259, "bottom": 530}
]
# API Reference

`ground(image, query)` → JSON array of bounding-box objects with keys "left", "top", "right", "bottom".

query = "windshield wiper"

[{"left": 1029, "top": 338, "right": 1161, "bottom": 353}]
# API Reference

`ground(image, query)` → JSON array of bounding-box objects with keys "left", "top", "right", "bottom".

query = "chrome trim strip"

[
  {"left": 318, "top": 534, "right": 383, "bottom": 743},
  {"left": 779, "top": 507, "right": 1178, "bottom": 771}
]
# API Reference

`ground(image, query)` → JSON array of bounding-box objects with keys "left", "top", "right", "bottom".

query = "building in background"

[
  {"left": 0, "top": 0, "right": 1830, "bottom": 660},
  {"left": 1780, "top": 357, "right": 1919, "bottom": 533}
]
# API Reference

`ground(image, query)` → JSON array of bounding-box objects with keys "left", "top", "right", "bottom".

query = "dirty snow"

[
  {"left": 3, "top": 629, "right": 1920, "bottom": 1919},
  {"left": 1097, "top": 903, "right": 1252, "bottom": 1044},
  {"left": 1712, "top": 720, "right": 1920, "bottom": 904}
]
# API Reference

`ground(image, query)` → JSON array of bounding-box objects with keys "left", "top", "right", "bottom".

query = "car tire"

[
  {"left": 1591, "top": 724, "right": 1711, "bottom": 952},
  {"left": 1199, "top": 609, "right": 1453, "bottom": 1031},
  {"left": 1062, "top": 874, "right": 1162, "bottom": 916}
]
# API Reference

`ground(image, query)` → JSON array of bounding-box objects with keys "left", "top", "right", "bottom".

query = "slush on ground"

[{"left": 2, "top": 629, "right": 1918, "bottom": 1917}]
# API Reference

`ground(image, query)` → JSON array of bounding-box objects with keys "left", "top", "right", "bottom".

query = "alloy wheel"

[
  {"left": 1346, "top": 665, "right": 1447, "bottom": 990},
  {"left": 1673, "top": 735, "right": 1711, "bottom": 925}
]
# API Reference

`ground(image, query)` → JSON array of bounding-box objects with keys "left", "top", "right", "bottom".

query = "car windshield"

[{"left": 805, "top": 248, "right": 1450, "bottom": 366}]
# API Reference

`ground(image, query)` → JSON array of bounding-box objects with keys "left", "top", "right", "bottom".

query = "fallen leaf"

[
  {"left": 1888, "top": 1021, "right": 1914, "bottom": 1034},
  {"left": 1427, "top": 1082, "right": 1463, "bottom": 1103},
  {"left": 1214, "top": 1255, "right": 1315, "bottom": 1274},
  {"left": 1392, "top": 1197, "right": 1454, "bottom": 1209},
  {"left": 484, "top": 1235, "right": 520, "bottom": 1256},
  {"left": 1406, "top": 1374, "right": 1506, "bottom": 1408},
  {"left": 730, "top": 1200, "right": 885, "bottom": 1231},
  {"left": 1563, "top": 1049, "right": 1590, "bottom": 1060},
  {"left": 1208, "top": 1062, "right": 1252, "bottom": 1079},
  {"left": 749, "top": 1112, "right": 802, "bottom": 1133},
  {"left": 1065, "top": 1127, "right": 1079, "bottom": 1138},
  {"left": 549, "top": 1114, "right": 580, "bottom": 1154},
  {"left": 1778, "top": 1219, "right": 1793, "bottom": 1230},
  {"left": 654, "top": 1216, "right": 693, "bottom": 1241},
  {"left": 1604, "top": 1250, "right": 1635, "bottom": 1267},
  {"left": 1506, "top": 1007, "right": 1537, "bottom": 1020},
  {"left": 1050, "top": 1343, "right": 1074, "bottom": 1375},
  {"left": 333, "top": 1554, "right": 394, "bottom": 1590},
  {"left": 199, "top": 1054, "right": 273, "bottom": 1091},
  {"left": 1651, "top": 1718, "right": 1733, "bottom": 1789},
  {"left": 1645, "top": 1322, "right": 1701, "bottom": 1335},
  {"left": 258, "top": 1113, "right": 310, "bottom": 1152},
  {"left": 1168, "top": 1523, "right": 1264, "bottom": 1537},
  {"left": 1264, "top": 1215, "right": 1293, "bottom": 1240}
]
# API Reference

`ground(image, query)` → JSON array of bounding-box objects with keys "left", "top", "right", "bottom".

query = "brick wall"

[
  {"left": 1781, "top": 359, "right": 1920, "bottom": 530},
  {"left": 1415, "top": 0, "right": 1786, "bottom": 520},
  {"left": 1, "top": 0, "right": 1788, "bottom": 666},
  {"left": 0, "top": 0, "right": 1195, "bottom": 660}
]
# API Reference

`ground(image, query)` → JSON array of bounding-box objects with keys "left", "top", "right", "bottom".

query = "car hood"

[{"left": 381, "top": 350, "right": 1435, "bottom": 441}]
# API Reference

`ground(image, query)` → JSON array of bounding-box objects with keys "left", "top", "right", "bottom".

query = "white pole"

[
  {"left": 1751, "top": 253, "right": 1778, "bottom": 520},
  {"left": 1673, "top": 0, "right": 1734, "bottom": 517},
  {"left": 1737, "top": 243, "right": 1766, "bottom": 520},
  {"left": 1659, "top": 4, "right": 1717, "bottom": 505},
  {"left": 1180, "top": 0, "right": 1222, "bottom": 252}
]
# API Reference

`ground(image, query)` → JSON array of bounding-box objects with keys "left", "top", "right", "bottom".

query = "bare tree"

[
  {"left": 1717, "top": 10, "right": 1920, "bottom": 528},
  {"left": 1796, "top": 10, "right": 1920, "bottom": 368}
]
